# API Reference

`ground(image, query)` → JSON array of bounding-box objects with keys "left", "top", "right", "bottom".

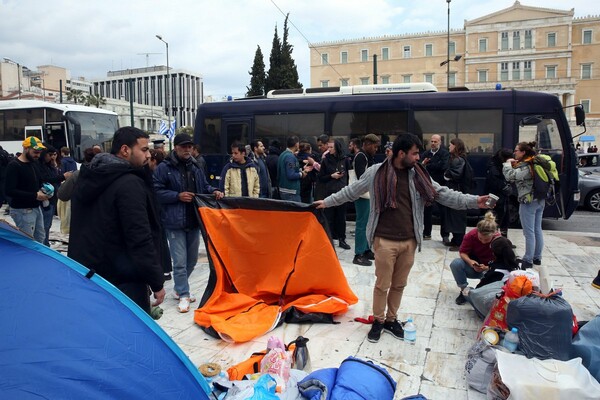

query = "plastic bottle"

[
  {"left": 503, "top": 327, "right": 519, "bottom": 352},
  {"left": 404, "top": 317, "right": 417, "bottom": 343},
  {"left": 40, "top": 183, "right": 54, "bottom": 208},
  {"left": 293, "top": 336, "right": 311, "bottom": 372}
]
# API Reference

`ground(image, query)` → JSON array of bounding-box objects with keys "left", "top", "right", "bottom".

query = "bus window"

[
  {"left": 518, "top": 118, "right": 561, "bottom": 153},
  {"left": 255, "top": 113, "right": 324, "bottom": 150},
  {"left": 331, "top": 111, "right": 408, "bottom": 141},
  {"left": 414, "top": 110, "right": 502, "bottom": 154},
  {"left": 200, "top": 118, "right": 221, "bottom": 154},
  {"left": 5, "top": 109, "right": 44, "bottom": 141},
  {"left": 225, "top": 121, "right": 249, "bottom": 150}
]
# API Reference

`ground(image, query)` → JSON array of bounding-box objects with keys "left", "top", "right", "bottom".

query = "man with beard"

[
  {"left": 5, "top": 137, "right": 49, "bottom": 243},
  {"left": 249, "top": 140, "right": 271, "bottom": 198},
  {"left": 315, "top": 133, "right": 490, "bottom": 343},
  {"left": 69, "top": 127, "right": 166, "bottom": 313}
]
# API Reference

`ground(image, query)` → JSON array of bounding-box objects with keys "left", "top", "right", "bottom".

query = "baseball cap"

[
  {"left": 173, "top": 134, "right": 194, "bottom": 146},
  {"left": 22, "top": 137, "right": 46, "bottom": 151}
]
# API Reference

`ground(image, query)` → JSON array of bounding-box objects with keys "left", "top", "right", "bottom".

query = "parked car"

[
  {"left": 577, "top": 153, "right": 600, "bottom": 174},
  {"left": 578, "top": 170, "right": 600, "bottom": 212}
]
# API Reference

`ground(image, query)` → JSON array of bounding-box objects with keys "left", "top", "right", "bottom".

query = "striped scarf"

[{"left": 374, "top": 159, "right": 438, "bottom": 212}]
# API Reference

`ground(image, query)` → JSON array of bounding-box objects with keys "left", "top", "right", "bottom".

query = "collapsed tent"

[
  {"left": 193, "top": 196, "right": 358, "bottom": 342},
  {"left": 0, "top": 221, "right": 211, "bottom": 399}
]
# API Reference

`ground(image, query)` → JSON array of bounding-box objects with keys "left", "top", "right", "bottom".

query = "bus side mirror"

[{"left": 575, "top": 105, "right": 586, "bottom": 127}]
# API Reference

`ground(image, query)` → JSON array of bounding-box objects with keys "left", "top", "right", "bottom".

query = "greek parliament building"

[
  {"left": 91, "top": 66, "right": 203, "bottom": 130},
  {"left": 310, "top": 1, "right": 600, "bottom": 129}
]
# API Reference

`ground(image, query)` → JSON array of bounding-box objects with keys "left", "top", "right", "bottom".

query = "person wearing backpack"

[
  {"left": 502, "top": 141, "right": 544, "bottom": 269},
  {"left": 442, "top": 138, "right": 472, "bottom": 250}
]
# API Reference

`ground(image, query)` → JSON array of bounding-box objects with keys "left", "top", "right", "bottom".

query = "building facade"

[
  {"left": 91, "top": 66, "right": 203, "bottom": 130},
  {"left": 310, "top": 2, "right": 600, "bottom": 128}
]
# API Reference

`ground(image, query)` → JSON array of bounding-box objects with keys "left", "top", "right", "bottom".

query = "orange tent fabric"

[{"left": 193, "top": 196, "right": 358, "bottom": 342}]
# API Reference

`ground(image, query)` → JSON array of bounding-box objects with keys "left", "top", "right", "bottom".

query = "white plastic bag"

[{"left": 495, "top": 351, "right": 600, "bottom": 399}]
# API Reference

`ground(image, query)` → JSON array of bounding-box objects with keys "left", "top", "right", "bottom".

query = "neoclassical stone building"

[{"left": 310, "top": 1, "right": 600, "bottom": 128}]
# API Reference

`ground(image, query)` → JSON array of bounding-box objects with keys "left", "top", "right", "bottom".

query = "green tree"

[
  {"left": 85, "top": 93, "right": 107, "bottom": 108},
  {"left": 175, "top": 126, "right": 194, "bottom": 136},
  {"left": 246, "top": 45, "right": 266, "bottom": 97},
  {"left": 265, "top": 24, "right": 283, "bottom": 93},
  {"left": 281, "top": 14, "right": 302, "bottom": 89},
  {"left": 66, "top": 89, "right": 86, "bottom": 104}
]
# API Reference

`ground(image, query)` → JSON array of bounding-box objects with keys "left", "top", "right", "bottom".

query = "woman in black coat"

[
  {"left": 318, "top": 139, "right": 351, "bottom": 249},
  {"left": 443, "top": 138, "right": 469, "bottom": 248}
]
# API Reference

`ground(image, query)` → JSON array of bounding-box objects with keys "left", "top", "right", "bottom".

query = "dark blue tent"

[{"left": 0, "top": 221, "right": 211, "bottom": 399}]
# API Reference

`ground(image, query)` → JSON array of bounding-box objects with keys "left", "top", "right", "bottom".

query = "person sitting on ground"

[
  {"left": 475, "top": 235, "right": 519, "bottom": 288},
  {"left": 450, "top": 211, "right": 501, "bottom": 305}
]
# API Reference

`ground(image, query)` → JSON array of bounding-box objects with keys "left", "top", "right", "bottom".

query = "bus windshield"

[{"left": 66, "top": 111, "right": 119, "bottom": 150}]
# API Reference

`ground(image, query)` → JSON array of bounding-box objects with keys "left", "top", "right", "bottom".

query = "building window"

[
  {"left": 525, "top": 30, "right": 532, "bottom": 48},
  {"left": 478, "top": 70, "right": 488, "bottom": 82},
  {"left": 583, "top": 30, "right": 592, "bottom": 44},
  {"left": 425, "top": 43, "right": 433, "bottom": 56},
  {"left": 341, "top": 51, "right": 348, "bottom": 64},
  {"left": 524, "top": 61, "right": 532, "bottom": 79},
  {"left": 424, "top": 73, "right": 433, "bottom": 83},
  {"left": 547, "top": 32, "right": 556, "bottom": 47},
  {"left": 361, "top": 49, "right": 368, "bottom": 62},
  {"left": 321, "top": 53, "right": 328, "bottom": 65},
  {"left": 403, "top": 45, "right": 411, "bottom": 58},
  {"left": 449, "top": 41, "right": 456, "bottom": 55},
  {"left": 501, "top": 32, "right": 509, "bottom": 50},
  {"left": 512, "top": 62, "right": 521, "bottom": 80},
  {"left": 581, "top": 64, "right": 592, "bottom": 80},
  {"left": 381, "top": 76, "right": 390, "bottom": 84},
  {"left": 479, "top": 38, "right": 487, "bottom": 52},
  {"left": 340, "top": 79, "right": 349, "bottom": 86},
  {"left": 382, "top": 47, "right": 389, "bottom": 60},
  {"left": 360, "top": 77, "right": 369, "bottom": 85},
  {"left": 501, "top": 62, "right": 509, "bottom": 81},
  {"left": 581, "top": 99, "right": 591, "bottom": 113},
  {"left": 403, "top": 75, "right": 411, "bottom": 83},
  {"left": 513, "top": 31, "right": 521, "bottom": 49},
  {"left": 546, "top": 65, "right": 557, "bottom": 78},
  {"left": 449, "top": 72, "right": 456, "bottom": 87}
]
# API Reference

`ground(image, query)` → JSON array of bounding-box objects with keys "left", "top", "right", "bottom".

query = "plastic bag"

[
  {"left": 260, "top": 348, "right": 292, "bottom": 390},
  {"left": 465, "top": 340, "right": 500, "bottom": 393},
  {"left": 245, "top": 374, "right": 278, "bottom": 400},
  {"left": 495, "top": 351, "right": 600, "bottom": 399},
  {"left": 571, "top": 314, "right": 600, "bottom": 382}
]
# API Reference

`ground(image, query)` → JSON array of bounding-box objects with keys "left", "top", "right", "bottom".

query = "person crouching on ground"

[
  {"left": 314, "top": 133, "right": 490, "bottom": 343},
  {"left": 450, "top": 212, "right": 500, "bottom": 305}
]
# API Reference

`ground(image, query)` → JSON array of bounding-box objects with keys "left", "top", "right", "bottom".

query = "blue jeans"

[
  {"left": 41, "top": 204, "right": 55, "bottom": 246},
  {"left": 354, "top": 198, "right": 370, "bottom": 255},
  {"left": 519, "top": 199, "right": 545, "bottom": 263},
  {"left": 166, "top": 229, "right": 200, "bottom": 298},
  {"left": 450, "top": 258, "right": 484, "bottom": 289},
  {"left": 280, "top": 192, "right": 301, "bottom": 202},
  {"left": 10, "top": 207, "right": 46, "bottom": 244}
]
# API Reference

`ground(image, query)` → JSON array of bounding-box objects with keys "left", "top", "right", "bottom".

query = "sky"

[{"left": 1, "top": 0, "right": 598, "bottom": 99}]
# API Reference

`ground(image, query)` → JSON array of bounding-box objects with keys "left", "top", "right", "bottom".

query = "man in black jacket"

[
  {"left": 68, "top": 127, "right": 165, "bottom": 313},
  {"left": 421, "top": 134, "right": 450, "bottom": 242}
]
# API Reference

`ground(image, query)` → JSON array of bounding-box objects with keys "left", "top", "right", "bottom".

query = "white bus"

[{"left": 0, "top": 100, "right": 119, "bottom": 161}]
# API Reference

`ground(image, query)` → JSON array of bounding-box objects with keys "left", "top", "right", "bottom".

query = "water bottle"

[
  {"left": 40, "top": 182, "right": 54, "bottom": 208},
  {"left": 503, "top": 327, "right": 519, "bottom": 353},
  {"left": 404, "top": 317, "right": 417, "bottom": 343}
]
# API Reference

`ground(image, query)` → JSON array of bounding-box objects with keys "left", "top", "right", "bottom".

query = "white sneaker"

[
  {"left": 174, "top": 293, "right": 196, "bottom": 302},
  {"left": 178, "top": 297, "right": 191, "bottom": 313}
]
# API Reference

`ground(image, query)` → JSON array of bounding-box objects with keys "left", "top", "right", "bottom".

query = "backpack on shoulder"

[{"left": 530, "top": 154, "right": 559, "bottom": 203}]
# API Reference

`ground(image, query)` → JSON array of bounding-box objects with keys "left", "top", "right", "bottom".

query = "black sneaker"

[
  {"left": 353, "top": 254, "right": 372, "bottom": 266},
  {"left": 442, "top": 237, "right": 452, "bottom": 246},
  {"left": 363, "top": 250, "right": 375, "bottom": 260},
  {"left": 367, "top": 320, "right": 384, "bottom": 343},
  {"left": 455, "top": 292, "right": 467, "bottom": 305},
  {"left": 592, "top": 272, "right": 600, "bottom": 290},
  {"left": 383, "top": 319, "right": 404, "bottom": 340},
  {"left": 423, "top": 235, "right": 432, "bottom": 240},
  {"left": 164, "top": 273, "right": 172, "bottom": 281},
  {"left": 338, "top": 239, "right": 351, "bottom": 250},
  {"left": 533, "top": 259, "right": 542, "bottom": 265},
  {"left": 521, "top": 260, "right": 533, "bottom": 269}
]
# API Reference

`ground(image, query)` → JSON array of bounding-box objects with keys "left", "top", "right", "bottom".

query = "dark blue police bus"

[{"left": 194, "top": 83, "right": 584, "bottom": 220}]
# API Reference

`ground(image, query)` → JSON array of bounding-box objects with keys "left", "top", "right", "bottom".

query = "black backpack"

[{"left": 461, "top": 156, "right": 475, "bottom": 192}]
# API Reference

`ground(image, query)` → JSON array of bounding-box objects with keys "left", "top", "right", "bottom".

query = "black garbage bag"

[{"left": 506, "top": 292, "right": 573, "bottom": 361}]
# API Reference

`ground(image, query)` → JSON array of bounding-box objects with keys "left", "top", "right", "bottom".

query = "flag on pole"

[
  {"left": 167, "top": 119, "right": 176, "bottom": 139},
  {"left": 158, "top": 120, "right": 168, "bottom": 136}
]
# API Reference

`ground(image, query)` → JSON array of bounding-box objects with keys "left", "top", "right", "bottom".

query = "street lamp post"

[
  {"left": 156, "top": 35, "right": 170, "bottom": 142},
  {"left": 446, "top": 0, "right": 451, "bottom": 90}
]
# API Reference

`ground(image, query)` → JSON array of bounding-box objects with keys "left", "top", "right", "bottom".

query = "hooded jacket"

[
  {"left": 219, "top": 157, "right": 260, "bottom": 197},
  {"left": 68, "top": 153, "right": 164, "bottom": 293}
]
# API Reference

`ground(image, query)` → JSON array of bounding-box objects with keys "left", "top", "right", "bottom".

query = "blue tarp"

[{"left": 0, "top": 221, "right": 211, "bottom": 399}]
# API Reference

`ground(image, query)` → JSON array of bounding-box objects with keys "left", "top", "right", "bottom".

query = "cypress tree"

[
  {"left": 281, "top": 13, "right": 302, "bottom": 89},
  {"left": 265, "top": 24, "right": 283, "bottom": 93},
  {"left": 246, "top": 45, "right": 266, "bottom": 97}
]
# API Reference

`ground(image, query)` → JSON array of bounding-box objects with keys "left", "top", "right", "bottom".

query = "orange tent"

[{"left": 193, "top": 196, "right": 358, "bottom": 342}]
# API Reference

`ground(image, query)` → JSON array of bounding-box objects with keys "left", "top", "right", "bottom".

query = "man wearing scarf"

[{"left": 315, "top": 133, "right": 489, "bottom": 343}]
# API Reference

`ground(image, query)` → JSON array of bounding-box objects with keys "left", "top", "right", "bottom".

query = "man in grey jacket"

[{"left": 315, "top": 133, "right": 489, "bottom": 343}]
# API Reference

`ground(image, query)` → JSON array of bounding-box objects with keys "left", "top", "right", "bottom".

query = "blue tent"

[{"left": 0, "top": 221, "right": 211, "bottom": 399}]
